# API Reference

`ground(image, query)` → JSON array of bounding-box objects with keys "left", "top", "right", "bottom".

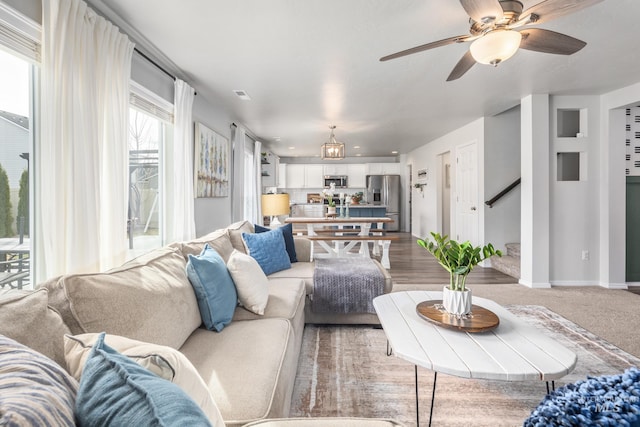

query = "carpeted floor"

[{"left": 290, "top": 305, "right": 640, "bottom": 427}]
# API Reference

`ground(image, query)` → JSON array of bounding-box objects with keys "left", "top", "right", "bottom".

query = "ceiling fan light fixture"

[
  {"left": 321, "top": 125, "right": 345, "bottom": 160},
  {"left": 470, "top": 29, "right": 522, "bottom": 66}
]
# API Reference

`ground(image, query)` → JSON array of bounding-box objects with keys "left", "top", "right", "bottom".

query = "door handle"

[{"left": 470, "top": 206, "right": 476, "bottom": 211}]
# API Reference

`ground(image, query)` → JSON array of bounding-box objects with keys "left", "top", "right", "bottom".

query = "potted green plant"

[
  {"left": 351, "top": 192, "right": 363, "bottom": 205},
  {"left": 417, "top": 232, "right": 502, "bottom": 316},
  {"left": 322, "top": 183, "right": 337, "bottom": 215}
]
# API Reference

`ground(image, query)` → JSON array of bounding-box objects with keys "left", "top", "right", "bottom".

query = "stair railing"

[{"left": 485, "top": 178, "right": 521, "bottom": 208}]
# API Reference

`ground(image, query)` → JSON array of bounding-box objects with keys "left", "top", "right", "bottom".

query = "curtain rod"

[{"left": 134, "top": 47, "right": 197, "bottom": 96}]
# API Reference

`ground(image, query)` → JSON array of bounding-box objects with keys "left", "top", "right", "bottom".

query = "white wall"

[
  {"left": 407, "top": 118, "right": 485, "bottom": 240},
  {"left": 549, "top": 96, "right": 601, "bottom": 285},
  {"left": 484, "top": 106, "right": 521, "bottom": 254}
]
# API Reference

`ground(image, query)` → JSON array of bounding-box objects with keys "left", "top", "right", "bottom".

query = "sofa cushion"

[
  {"left": 267, "top": 262, "right": 315, "bottom": 294},
  {"left": 227, "top": 250, "right": 269, "bottom": 315},
  {"left": 226, "top": 220, "right": 254, "bottom": 253},
  {"left": 0, "top": 335, "right": 78, "bottom": 427},
  {"left": 44, "top": 246, "right": 201, "bottom": 350},
  {"left": 232, "top": 278, "right": 305, "bottom": 322},
  {"left": 255, "top": 223, "right": 297, "bottom": 263},
  {"left": 64, "top": 333, "right": 224, "bottom": 425},
  {"left": 177, "top": 229, "right": 235, "bottom": 263},
  {"left": 0, "top": 288, "right": 70, "bottom": 367},
  {"left": 242, "top": 228, "right": 291, "bottom": 275},
  {"left": 180, "top": 319, "right": 295, "bottom": 425},
  {"left": 186, "top": 244, "right": 238, "bottom": 331},
  {"left": 76, "top": 333, "right": 211, "bottom": 426}
]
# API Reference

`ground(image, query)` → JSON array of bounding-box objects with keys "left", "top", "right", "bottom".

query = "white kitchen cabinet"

[
  {"left": 285, "top": 163, "right": 323, "bottom": 188},
  {"left": 277, "top": 163, "right": 287, "bottom": 188},
  {"left": 367, "top": 162, "right": 402, "bottom": 175},
  {"left": 285, "top": 164, "right": 305, "bottom": 187},
  {"left": 323, "top": 164, "right": 348, "bottom": 176},
  {"left": 305, "top": 164, "right": 324, "bottom": 188},
  {"left": 347, "top": 164, "right": 367, "bottom": 188}
]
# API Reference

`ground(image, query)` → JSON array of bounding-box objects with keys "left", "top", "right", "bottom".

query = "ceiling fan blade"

[
  {"left": 380, "top": 35, "right": 470, "bottom": 62},
  {"left": 447, "top": 50, "right": 476, "bottom": 81},
  {"left": 519, "top": 28, "right": 586, "bottom": 55},
  {"left": 459, "top": 0, "right": 504, "bottom": 23},
  {"left": 522, "top": 0, "right": 603, "bottom": 25}
]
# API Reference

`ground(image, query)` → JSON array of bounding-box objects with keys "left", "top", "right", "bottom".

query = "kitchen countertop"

[{"left": 291, "top": 203, "right": 387, "bottom": 208}]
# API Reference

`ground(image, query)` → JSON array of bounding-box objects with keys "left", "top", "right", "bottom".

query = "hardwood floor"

[
  {"left": 383, "top": 233, "right": 640, "bottom": 298},
  {"left": 381, "top": 232, "right": 516, "bottom": 285}
]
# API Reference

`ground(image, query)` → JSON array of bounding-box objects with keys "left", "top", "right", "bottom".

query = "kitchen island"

[{"left": 290, "top": 203, "right": 387, "bottom": 218}]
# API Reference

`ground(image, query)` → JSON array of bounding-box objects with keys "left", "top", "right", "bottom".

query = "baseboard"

[
  {"left": 597, "top": 282, "right": 629, "bottom": 290},
  {"left": 546, "top": 281, "right": 629, "bottom": 289},
  {"left": 518, "top": 279, "right": 551, "bottom": 288},
  {"left": 549, "top": 280, "right": 601, "bottom": 287}
]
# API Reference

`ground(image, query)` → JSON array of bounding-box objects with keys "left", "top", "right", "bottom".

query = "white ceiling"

[{"left": 99, "top": 0, "right": 639, "bottom": 158}]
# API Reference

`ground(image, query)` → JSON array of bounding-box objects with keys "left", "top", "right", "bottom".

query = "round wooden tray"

[{"left": 416, "top": 300, "right": 500, "bottom": 333}]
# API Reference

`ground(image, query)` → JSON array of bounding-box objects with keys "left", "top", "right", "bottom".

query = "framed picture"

[{"left": 194, "top": 122, "right": 229, "bottom": 198}]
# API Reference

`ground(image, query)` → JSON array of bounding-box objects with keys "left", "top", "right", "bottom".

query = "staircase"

[{"left": 491, "top": 243, "right": 520, "bottom": 280}]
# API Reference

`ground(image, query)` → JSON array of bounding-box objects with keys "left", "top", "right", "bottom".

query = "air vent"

[{"left": 232, "top": 90, "right": 251, "bottom": 101}]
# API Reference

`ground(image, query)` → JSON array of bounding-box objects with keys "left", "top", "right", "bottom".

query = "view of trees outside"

[
  {"left": 0, "top": 49, "right": 31, "bottom": 289},
  {"left": 0, "top": 49, "right": 29, "bottom": 238},
  {"left": 128, "top": 108, "right": 162, "bottom": 252}
]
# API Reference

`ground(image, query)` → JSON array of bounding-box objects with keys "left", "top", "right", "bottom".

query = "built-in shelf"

[
  {"left": 557, "top": 152, "right": 587, "bottom": 181},
  {"left": 557, "top": 108, "right": 588, "bottom": 138}
]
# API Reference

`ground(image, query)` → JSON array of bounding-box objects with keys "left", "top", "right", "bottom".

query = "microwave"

[{"left": 324, "top": 175, "right": 348, "bottom": 188}]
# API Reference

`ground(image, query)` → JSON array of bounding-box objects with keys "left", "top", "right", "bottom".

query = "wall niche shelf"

[
  {"left": 557, "top": 108, "right": 588, "bottom": 139},
  {"left": 557, "top": 151, "right": 587, "bottom": 182}
]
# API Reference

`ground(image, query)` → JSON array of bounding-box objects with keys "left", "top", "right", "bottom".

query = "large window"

[
  {"left": 127, "top": 83, "right": 173, "bottom": 259},
  {"left": 0, "top": 48, "right": 34, "bottom": 289}
]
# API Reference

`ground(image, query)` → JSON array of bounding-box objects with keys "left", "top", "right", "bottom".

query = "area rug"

[{"left": 290, "top": 306, "right": 640, "bottom": 427}]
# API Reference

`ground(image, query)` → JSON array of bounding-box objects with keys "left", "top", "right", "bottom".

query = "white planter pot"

[
  {"left": 327, "top": 206, "right": 336, "bottom": 215},
  {"left": 442, "top": 286, "right": 472, "bottom": 316}
]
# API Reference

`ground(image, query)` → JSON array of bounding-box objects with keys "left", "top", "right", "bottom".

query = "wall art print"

[{"left": 194, "top": 122, "right": 229, "bottom": 198}]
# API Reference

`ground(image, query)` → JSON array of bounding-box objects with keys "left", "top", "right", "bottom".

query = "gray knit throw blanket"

[{"left": 312, "top": 258, "right": 385, "bottom": 314}]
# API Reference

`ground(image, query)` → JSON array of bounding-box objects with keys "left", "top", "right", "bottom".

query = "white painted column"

[
  {"left": 520, "top": 95, "right": 551, "bottom": 288},
  {"left": 599, "top": 108, "right": 627, "bottom": 288}
]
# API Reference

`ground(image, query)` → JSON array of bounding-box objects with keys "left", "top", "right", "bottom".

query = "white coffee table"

[{"left": 373, "top": 291, "right": 577, "bottom": 426}]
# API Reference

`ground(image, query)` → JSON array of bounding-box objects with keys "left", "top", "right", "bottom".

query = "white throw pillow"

[
  {"left": 64, "top": 333, "right": 224, "bottom": 426},
  {"left": 227, "top": 249, "right": 269, "bottom": 315}
]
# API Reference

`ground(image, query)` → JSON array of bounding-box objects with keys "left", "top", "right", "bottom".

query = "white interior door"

[{"left": 455, "top": 141, "right": 479, "bottom": 244}]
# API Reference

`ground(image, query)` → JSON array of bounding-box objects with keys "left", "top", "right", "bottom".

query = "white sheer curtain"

[
  {"left": 37, "top": 0, "right": 133, "bottom": 282},
  {"left": 253, "top": 140, "right": 263, "bottom": 225},
  {"left": 231, "top": 124, "right": 246, "bottom": 222},
  {"left": 230, "top": 125, "right": 262, "bottom": 224},
  {"left": 166, "top": 79, "right": 196, "bottom": 243}
]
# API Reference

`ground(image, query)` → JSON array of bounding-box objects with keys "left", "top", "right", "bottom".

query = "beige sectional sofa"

[{"left": 0, "top": 220, "right": 395, "bottom": 426}]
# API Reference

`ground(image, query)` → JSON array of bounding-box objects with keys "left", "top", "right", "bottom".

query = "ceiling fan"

[{"left": 380, "top": 0, "right": 603, "bottom": 81}]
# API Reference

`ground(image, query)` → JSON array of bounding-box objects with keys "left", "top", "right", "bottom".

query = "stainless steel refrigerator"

[{"left": 366, "top": 174, "right": 401, "bottom": 231}]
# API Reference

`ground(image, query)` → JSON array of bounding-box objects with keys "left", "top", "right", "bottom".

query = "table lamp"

[{"left": 261, "top": 193, "right": 290, "bottom": 226}]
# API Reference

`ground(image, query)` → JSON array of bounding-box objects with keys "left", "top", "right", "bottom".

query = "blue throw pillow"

[
  {"left": 75, "top": 333, "right": 211, "bottom": 427},
  {"left": 242, "top": 228, "right": 292, "bottom": 275},
  {"left": 186, "top": 244, "right": 238, "bottom": 332},
  {"left": 255, "top": 223, "right": 298, "bottom": 263}
]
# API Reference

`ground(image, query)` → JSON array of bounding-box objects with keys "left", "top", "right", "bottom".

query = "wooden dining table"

[{"left": 284, "top": 216, "right": 396, "bottom": 268}]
